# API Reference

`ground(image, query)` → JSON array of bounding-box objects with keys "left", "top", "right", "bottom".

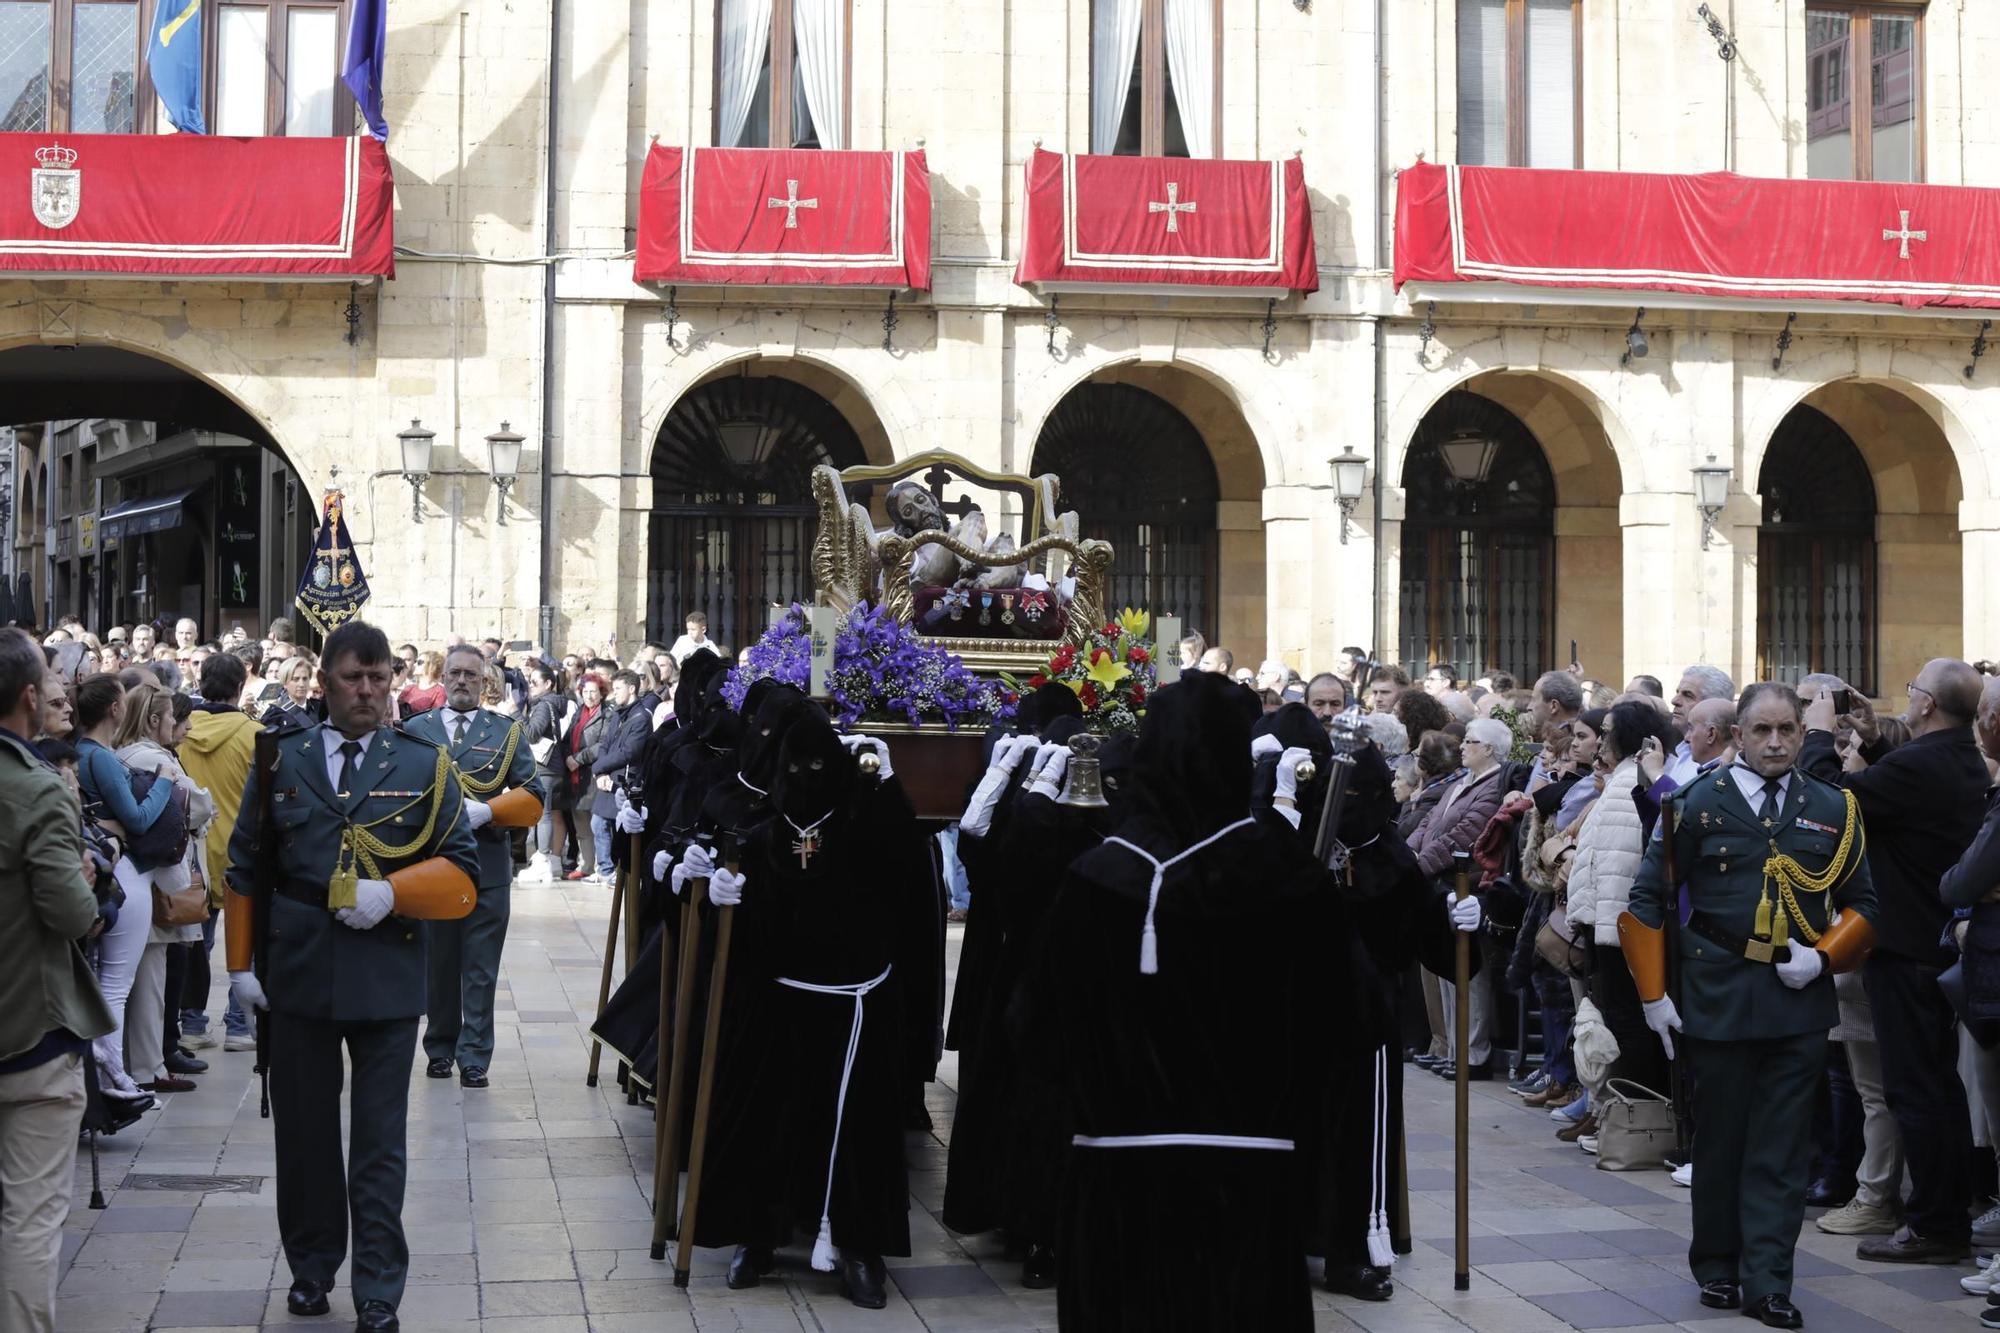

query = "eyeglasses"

[{"left": 1908, "top": 682, "right": 1934, "bottom": 703}]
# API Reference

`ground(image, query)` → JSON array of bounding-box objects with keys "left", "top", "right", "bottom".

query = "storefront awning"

[
  {"left": 635, "top": 146, "right": 931, "bottom": 289},
  {"left": 0, "top": 133, "right": 394, "bottom": 281},
  {"left": 99, "top": 486, "right": 199, "bottom": 542},
  {"left": 1014, "top": 148, "right": 1319, "bottom": 296},
  {"left": 1395, "top": 161, "right": 2000, "bottom": 316}
]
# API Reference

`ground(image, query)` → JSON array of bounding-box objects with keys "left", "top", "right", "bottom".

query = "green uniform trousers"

[{"left": 1686, "top": 1031, "right": 1821, "bottom": 1302}]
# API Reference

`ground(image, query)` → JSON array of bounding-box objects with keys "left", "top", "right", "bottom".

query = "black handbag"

[{"left": 119, "top": 769, "right": 190, "bottom": 872}]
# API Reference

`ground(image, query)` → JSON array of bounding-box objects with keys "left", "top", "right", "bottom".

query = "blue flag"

[
  {"left": 295, "top": 491, "right": 371, "bottom": 637},
  {"left": 146, "top": 0, "right": 204, "bottom": 134},
  {"left": 342, "top": 0, "right": 388, "bottom": 141}
]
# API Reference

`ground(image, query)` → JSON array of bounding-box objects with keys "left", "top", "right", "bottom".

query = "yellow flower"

[
  {"left": 1085, "top": 646, "right": 1131, "bottom": 692},
  {"left": 1117, "top": 607, "right": 1151, "bottom": 641}
]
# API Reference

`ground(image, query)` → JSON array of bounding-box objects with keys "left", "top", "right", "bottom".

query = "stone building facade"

[{"left": 7, "top": 0, "right": 1994, "bottom": 695}]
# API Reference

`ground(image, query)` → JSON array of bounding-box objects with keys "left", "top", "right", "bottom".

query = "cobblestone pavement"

[{"left": 52, "top": 880, "right": 1991, "bottom": 1330}]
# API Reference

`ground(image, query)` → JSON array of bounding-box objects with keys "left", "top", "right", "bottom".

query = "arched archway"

[
  {"left": 0, "top": 345, "right": 309, "bottom": 635},
  {"left": 646, "top": 366, "right": 873, "bottom": 652},
  {"left": 1030, "top": 383, "right": 1221, "bottom": 635},
  {"left": 1757, "top": 406, "right": 1878, "bottom": 692}
]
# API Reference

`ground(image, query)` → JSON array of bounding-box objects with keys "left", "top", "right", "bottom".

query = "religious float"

[{"left": 725, "top": 450, "right": 1165, "bottom": 817}]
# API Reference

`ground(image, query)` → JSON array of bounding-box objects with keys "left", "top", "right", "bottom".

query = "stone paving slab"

[{"left": 51, "top": 878, "right": 2000, "bottom": 1330}]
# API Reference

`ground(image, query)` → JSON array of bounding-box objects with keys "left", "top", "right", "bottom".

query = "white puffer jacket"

[{"left": 1564, "top": 756, "right": 1647, "bottom": 945}]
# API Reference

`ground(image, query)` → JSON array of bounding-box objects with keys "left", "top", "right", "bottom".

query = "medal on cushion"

[{"left": 328, "top": 834, "right": 360, "bottom": 911}]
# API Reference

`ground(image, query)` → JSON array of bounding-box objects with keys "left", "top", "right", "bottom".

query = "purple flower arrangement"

[{"left": 725, "top": 602, "right": 1013, "bottom": 731}]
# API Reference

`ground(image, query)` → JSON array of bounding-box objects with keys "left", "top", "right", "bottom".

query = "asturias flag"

[
  {"left": 342, "top": 0, "right": 389, "bottom": 141},
  {"left": 295, "top": 491, "right": 371, "bottom": 637},
  {"left": 147, "top": 0, "right": 204, "bottom": 134}
]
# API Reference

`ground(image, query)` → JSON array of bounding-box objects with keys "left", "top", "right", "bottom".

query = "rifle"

[
  {"left": 1661, "top": 801, "right": 1688, "bottom": 1154},
  {"left": 250, "top": 728, "right": 281, "bottom": 1119}
]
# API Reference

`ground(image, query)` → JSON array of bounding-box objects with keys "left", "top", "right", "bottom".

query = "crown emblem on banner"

[{"left": 34, "top": 145, "right": 77, "bottom": 169}]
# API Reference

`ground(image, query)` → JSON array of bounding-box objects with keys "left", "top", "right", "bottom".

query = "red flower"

[
  {"left": 1079, "top": 681, "right": 1099, "bottom": 710},
  {"left": 1128, "top": 644, "right": 1149, "bottom": 664},
  {"left": 1050, "top": 645, "right": 1076, "bottom": 673},
  {"left": 1091, "top": 647, "right": 1110, "bottom": 666},
  {"left": 1103, "top": 622, "right": 1121, "bottom": 637},
  {"left": 1131, "top": 683, "right": 1147, "bottom": 706},
  {"left": 1027, "top": 675, "right": 1046, "bottom": 689}
]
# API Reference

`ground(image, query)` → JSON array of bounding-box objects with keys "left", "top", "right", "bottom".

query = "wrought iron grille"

[
  {"left": 1031, "top": 383, "right": 1220, "bottom": 635},
  {"left": 1398, "top": 391, "right": 1555, "bottom": 680},
  {"left": 1757, "top": 405, "right": 1876, "bottom": 693},
  {"left": 647, "top": 376, "right": 866, "bottom": 653}
]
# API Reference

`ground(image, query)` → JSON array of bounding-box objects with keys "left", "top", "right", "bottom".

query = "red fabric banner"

[
  {"left": 1395, "top": 160, "right": 2000, "bottom": 312},
  {"left": 634, "top": 146, "right": 930, "bottom": 289},
  {"left": 0, "top": 132, "right": 392, "bottom": 279},
  {"left": 1015, "top": 148, "right": 1318, "bottom": 294}
]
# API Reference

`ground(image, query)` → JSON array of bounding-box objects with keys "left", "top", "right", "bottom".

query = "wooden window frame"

[
  {"left": 1806, "top": 1, "right": 1926, "bottom": 183},
  {"left": 711, "top": 0, "right": 853, "bottom": 150},
  {"left": 1090, "top": 0, "right": 1224, "bottom": 159},
  {"left": 1456, "top": 0, "right": 1583, "bottom": 169}
]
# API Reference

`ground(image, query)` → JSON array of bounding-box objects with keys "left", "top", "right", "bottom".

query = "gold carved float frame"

[{"left": 809, "top": 449, "right": 1116, "bottom": 676}]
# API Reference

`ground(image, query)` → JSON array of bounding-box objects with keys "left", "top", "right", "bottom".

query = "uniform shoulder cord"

[
  {"left": 1761, "top": 788, "right": 1865, "bottom": 945},
  {"left": 343, "top": 747, "right": 455, "bottom": 879},
  {"left": 452, "top": 718, "right": 523, "bottom": 798}
]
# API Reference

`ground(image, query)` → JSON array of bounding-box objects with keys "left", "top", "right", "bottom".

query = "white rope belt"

[
  {"left": 775, "top": 964, "right": 893, "bottom": 1272},
  {"left": 1071, "top": 1133, "right": 1294, "bottom": 1151},
  {"left": 1102, "top": 817, "right": 1257, "bottom": 974}
]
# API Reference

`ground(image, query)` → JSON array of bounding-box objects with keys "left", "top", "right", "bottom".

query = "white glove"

[
  {"left": 962, "top": 737, "right": 1039, "bottom": 837},
  {"left": 672, "top": 844, "right": 717, "bottom": 895},
  {"left": 1775, "top": 945, "right": 1825, "bottom": 990},
  {"left": 463, "top": 799, "right": 493, "bottom": 831},
  {"left": 993, "top": 734, "right": 1039, "bottom": 774},
  {"left": 229, "top": 970, "right": 268, "bottom": 1013},
  {"left": 1274, "top": 747, "right": 1314, "bottom": 803},
  {"left": 335, "top": 878, "right": 395, "bottom": 931},
  {"left": 1250, "top": 733, "right": 1284, "bottom": 760},
  {"left": 652, "top": 850, "right": 672, "bottom": 882},
  {"left": 1642, "top": 995, "right": 1683, "bottom": 1060},
  {"left": 842, "top": 734, "right": 893, "bottom": 780},
  {"left": 1450, "top": 893, "right": 1483, "bottom": 933},
  {"left": 615, "top": 801, "right": 648, "bottom": 834},
  {"left": 1027, "top": 744, "right": 1071, "bottom": 799},
  {"left": 708, "top": 865, "right": 745, "bottom": 907}
]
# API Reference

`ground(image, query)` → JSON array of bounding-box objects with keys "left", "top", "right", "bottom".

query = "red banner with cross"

[
  {"left": 634, "top": 145, "right": 931, "bottom": 289},
  {"left": 1015, "top": 147, "right": 1319, "bottom": 294},
  {"left": 0, "top": 132, "right": 393, "bottom": 279},
  {"left": 1395, "top": 160, "right": 2000, "bottom": 313}
]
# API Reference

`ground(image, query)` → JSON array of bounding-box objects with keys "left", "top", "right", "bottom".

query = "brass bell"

[{"left": 1058, "top": 732, "right": 1111, "bottom": 808}]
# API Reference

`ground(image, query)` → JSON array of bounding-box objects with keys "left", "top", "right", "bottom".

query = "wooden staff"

[
  {"left": 1451, "top": 850, "right": 1472, "bottom": 1293},
  {"left": 1661, "top": 803, "right": 1688, "bottom": 1154},
  {"left": 584, "top": 840, "right": 633, "bottom": 1088},
  {"left": 623, "top": 832, "right": 643, "bottom": 977},
  {"left": 674, "top": 836, "right": 741, "bottom": 1287},
  {"left": 648, "top": 871, "right": 703, "bottom": 1260}
]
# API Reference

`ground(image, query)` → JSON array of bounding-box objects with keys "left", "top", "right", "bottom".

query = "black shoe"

[
  {"left": 287, "top": 1278, "right": 334, "bottom": 1317},
  {"left": 1804, "top": 1176, "right": 1852, "bottom": 1209},
  {"left": 355, "top": 1298, "right": 400, "bottom": 1331},
  {"left": 165, "top": 1048, "right": 208, "bottom": 1074},
  {"left": 459, "top": 1065, "right": 488, "bottom": 1088},
  {"left": 425, "top": 1057, "right": 452, "bottom": 1079},
  {"left": 725, "top": 1245, "right": 773, "bottom": 1290},
  {"left": 1699, "top": 1280, "right": 1743, "bottom": 1310},
  {"left": 1021, "top": 1243, "right": 1055, "bottom": 1289},
  {"left": 1325, "top": 1263, "right": 1395, "bottom": 1301},
  {"left": 1741, "top": 1294, "right": 1802, "bottom": 1328},
  {"left": 839, "top": 1253, "right": 888, "bottom": 1310}
]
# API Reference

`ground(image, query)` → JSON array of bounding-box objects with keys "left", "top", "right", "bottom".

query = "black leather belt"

[
  {"left": 1687, "top": 912, "right": 1792, "bottom": 965},
  {"left": 272, "top": 879, "right": 330, "bottom": 908}
]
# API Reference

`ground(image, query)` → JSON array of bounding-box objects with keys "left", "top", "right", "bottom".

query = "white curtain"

[
  {"left": 1164, "top": 0, "right": 1214, "bottom": 158},
  {"left": 1523, "top": 0, "right": 1575, "bottom": 168},
  {"left": 793, "top": 0, "right": 845, "bottom": 149},
  {"left": 1091, "top": 0, "right": 1143, "bottom": 154},
  {"left": 717, "top": 0, "right": 773, "bottom": 148},
  {"left": 1455, "top": 0, "right": 1508, "bottom": 166}
]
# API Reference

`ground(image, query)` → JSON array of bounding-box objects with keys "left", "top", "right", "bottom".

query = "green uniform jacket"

[
  {"left": 401, "top": 708, "right": 536, "bottom": 890},
  {"left": 224, "top": 720, "right": 480, "bottom": 1023},
  {"left": 1628, "top": 765, "right": 1877, "bottom": 1042},
  {"left": 0, "top": 729, "right": 114, "bottom": 1060}
]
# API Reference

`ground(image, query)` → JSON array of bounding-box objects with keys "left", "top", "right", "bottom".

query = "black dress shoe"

[
  {"left": 1699, "top": 1279, "right": 1743, "bottom": 1310},
  {"left": 1325, "top": 1263, "right": 1395, "bottom": 1301},
  {"left": 425, "top": 1057, "right": 452, "bottom": 1079},
  {"left": 287, "top": 1278, "right": 333, "bottom": 1316},
  {"left": 725, "top": 1245, "right": 774, "bottom": 1289},
  {"left": 166, "top": 1048, "right": 208, "bottom": 1074},
  {"left": 459, "top": 1065, "right": 488, "bottom": 1088},
  {"left": 355, "top": 1298, "right": 400, "bottom": 1331},
  {"left": 1742, "top": 1294, "right": 1802, "bottom": 1328},
  {"left": 839, "top": 1252, "right": 888, "bottom": 1310},
  {"left": 1021, "top": 1242, "right": 1055, "bottom": 1289},
  {"left": 1804, "top": 1176, "right": 1852, "bottom": 1209}
]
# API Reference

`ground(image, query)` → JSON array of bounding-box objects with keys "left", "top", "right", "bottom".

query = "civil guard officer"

[
  {"left": 1619, "top": 682, "right": 1876, "bottom": 1330},
  {"left": 224, "top": 621, "right": 480, "bottom": 1333},
  {"left": 409, "top": 643, "right": 541, "bottom": 1088}
]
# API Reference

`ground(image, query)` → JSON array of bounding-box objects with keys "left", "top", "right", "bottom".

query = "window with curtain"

[
  {"left": 1807, "top": 4, "right": 1922, "bottom": 182},
  {"left": 1455, "top": 0, "right": 1579, "bottom": 168},
  {"left": 0, "top": 0, "right": 347, "bottom": 135},
  {"left": 716, "top": 0, "right": 846, "bottom": 150},
  {"left": 1090, "top": 0, "right": 1220, "bottom": 158}
]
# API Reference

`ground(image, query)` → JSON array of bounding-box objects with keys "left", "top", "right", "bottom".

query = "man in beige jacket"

[{"left": 0, "top": 627, "right": 114, "bottom": 1332}]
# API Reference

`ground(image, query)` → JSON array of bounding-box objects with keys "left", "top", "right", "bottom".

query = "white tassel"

[
  {"left": 1139, "top": 923, "right": 1158, "bottom": 975},
  {"left": 810, "top": 1216, "right": 839, "bottom": 1272},
  {"left": 1367, "top": 1221, "right": 1394, "bottom": 1268}
]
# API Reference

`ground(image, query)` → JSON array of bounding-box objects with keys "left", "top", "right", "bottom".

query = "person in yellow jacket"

[{"left": 176, "top": 649, "right": 262, "bottom": 1052}]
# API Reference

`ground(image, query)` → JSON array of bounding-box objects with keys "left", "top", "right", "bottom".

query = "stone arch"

[{"left": 638, "top": 344, "right": 908, "bottom": 473}]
